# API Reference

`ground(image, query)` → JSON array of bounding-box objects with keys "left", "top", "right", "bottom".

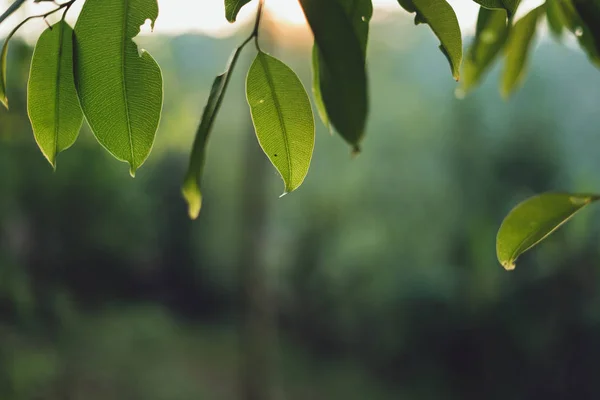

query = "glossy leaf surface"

[
  {"left": 497, "top": 193, "right": 599, "bottom": 270},
  {"left": 312, "top": 0, "right": 372, "bottom": 133},
  {"left": 397, "top": 0, "right": 463, "bottom": 80},
  {"left": 300, "top": 0, "right": 367, "bottom": 150}
]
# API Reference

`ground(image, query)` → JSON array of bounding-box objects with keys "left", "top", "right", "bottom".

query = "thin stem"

[
  {"left": 6, "top": 0, "right": 76, "bottom": 36},
  {"left": 238, "top": 0, "right": 265, "bottom": 51}
]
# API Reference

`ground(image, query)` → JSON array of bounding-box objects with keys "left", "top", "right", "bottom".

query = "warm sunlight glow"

[{"left": 0, "top": 0, "right": 480, "bottom": 38}]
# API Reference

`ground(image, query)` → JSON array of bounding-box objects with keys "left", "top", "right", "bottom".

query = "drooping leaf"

[
  {"left": 572, "top": 0, "right": 600, "bottom": 66},
  {"left": 496, "top": 193, "right": 600, "bottom": 270},
  {"left": 546, "top": 0, "right": 568, "bottom": 38},
  {"left": 311, "top": 47, "right": 331, "bottom": 132},
  {"left": 312, "top": 0, "right": 372, "bottom": 133},
  {"left": 246, "top": 51, "right": 315, "bottom": 194},
  {"left": 182, "top": 46, "right": 243, "bottom": 220},
  {"left": 459, "top": 7, "right": 508, "bottom": 94},
  {"left": 0, "top": 0, "right": 26, "bottom": 26},
  {"left": 74, "top": 0, "right": 163, "bottom": 176},
  {"left": 28, "top": 21, "right": 83, "bottom": 168},
  {"left": 299, "top": 0, "right": 368, "bottom": 151},
  {"left": 0, "top": 16, "right": 25, "bottom": 109},
  {"left": 471, "top": 0, "right": 520, "bottom": 17},
  {"left": 397, "top": 0, "right": 463, "bottom": 80},
  {"left": 224, "top": 0, "right": 252, "bottom": 23},
  {"left": 500, "top": 5, "right": 544, "bottom": 98}
]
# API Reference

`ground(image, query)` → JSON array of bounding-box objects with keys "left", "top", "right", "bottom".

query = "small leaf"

[
  {"left": 471, "top": 0, "right": 520, "bottom": 17},
  {"left": 182, "top": 47, "right": 242, "bottom": 220},
  {"left": 299, "top": 0, "right": 368, "bottom": 150},
  {"left": 397, "top": 0, "right": 463, "bottom": 80},
  {"left": 246, "top": 52, "right": 315, "bottom": 194},
  {"left": 497, "top": 193, "right": 600, "bottom": 270},
  {"left": 74, "top": 0, "right": 163, "bottom": 176},
  {"left": 224, "top": 0, "right": 252, "bottom": 23},
  {"left": 500, "top": 5, "right": 544, "bottom": 98},
  {"left": 28, "top": 22, "right": 83, "bottom": 168},
  {"left": 459, "top": 7, "right": 508, "bottom": 94}
]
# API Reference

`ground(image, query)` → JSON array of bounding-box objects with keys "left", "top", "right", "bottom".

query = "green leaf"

[
  {"left": 0, "top": 16, "right": 25, "bottom": 109},
  {"left": 182, "top": 46, "right": 242, "bottom": 220},
  {"left": 497, "top": 193, "right": 600, "bottom": 270},
  {"left": 458, "top": 8, "right": 508, "bottom": 95},
  {"left": 74, "top": 0, "right": 163, "bottom": 176},
  {"left": 471, "top": 0, "right": 520, "bottom": 17},
  {"left": 246, "top": 51, "right": 315, "bottom": 194},
  {"left": 500, "top": 5, "right": 544, "bottom": 98},
  {"left": 572, "top": 0, "right": 600, "bottom": 66},
  {"left": 311, "top": 0, "right": 372, "bottom": 133},
  {"left": 27, "top": 22, "right": 83, "bottom": 168},
  {"left": 546, "top": 0, "right": 568, "bottom": 38},
  {"left": 397, "top": 0, "right": 463, "bottom": 80},
  {"left": 311, "top": 47, "right": 331, "bottom": 133},
  {"left": 224, "top": 0, "right": 252, "bottom": 23},
  {"left": 299, "top": 0, "right": 368, "bottom": 151}
]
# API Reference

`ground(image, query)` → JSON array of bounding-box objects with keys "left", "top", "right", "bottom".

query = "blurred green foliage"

[{"left": 1, "top": 16, "right": 600, "bottom": 398}]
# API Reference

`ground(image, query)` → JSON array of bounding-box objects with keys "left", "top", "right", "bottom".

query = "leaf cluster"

[{"left": 1, "top": 0, "right": 600, "bottom": 267}]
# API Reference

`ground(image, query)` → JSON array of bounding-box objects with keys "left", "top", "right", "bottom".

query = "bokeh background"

[{"left": 2, "top": 1, "right": 600, "bottom": 399}]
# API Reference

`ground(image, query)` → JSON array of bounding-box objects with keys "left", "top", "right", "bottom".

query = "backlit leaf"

[
  {"left": 397, "top": 0, "right": 463, "bottom": 80},
  {"left": 246, "top": 52, "right": 315, "bottom": 194},
  {"left": 312, "top": 0, "right": 372, "bottom": 133},
  {"left": 497, "top": 193, "right": 600, "bottom": 270},
  {"left": 28, "top": 21, "right": 83, "bottom": 168},
  {"left": 459, "top": 8, "right": 508, "bottom": 94},
  {"left": 224, "top": 0, "right": 252, "bottom": 23},
  {"left": 500, "top": 5, "right": 544, "bottom": 98},
  {"left": 182, "top": 46, "right": 242, "bottom": 219},
  {"left": 299, "top": 0, "right": 368, "bottom": 151},
  {"left": 471, "top": 0, "right": 520, "bottom": 17},
  {"left": 74, "top": 0, "right": 163, "bottom": 176}
]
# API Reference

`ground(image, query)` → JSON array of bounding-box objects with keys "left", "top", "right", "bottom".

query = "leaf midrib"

[
  {"left": 121, "top": 0, "right": 135, "bottom": 166},
  {"left": 259, "top": 53, "right": 293, "bottom": 188},
  {"left": 54, "top": 22, "right": 65, "bottom": 162}
]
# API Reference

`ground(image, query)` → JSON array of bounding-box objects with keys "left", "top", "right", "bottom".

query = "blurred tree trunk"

[
  {"left": 237, "top": 13, "right": 280, "bottom": 400},
  {"left": 238, "top": 121, "right": 273, "bottom": 400}
]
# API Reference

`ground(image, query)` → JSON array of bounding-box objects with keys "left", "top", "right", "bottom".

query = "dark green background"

[{"left": 1, "top": 16, "right": 600, "bottom": 399}]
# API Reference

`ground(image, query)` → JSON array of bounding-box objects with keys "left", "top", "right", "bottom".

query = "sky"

[{"left": 0, "top": 0, "right": 482, "bottom": 39}]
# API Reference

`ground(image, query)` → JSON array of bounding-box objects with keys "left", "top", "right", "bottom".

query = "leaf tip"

[
  {"left": 129, "top": 166, "right": 136, "bottom": 178},
  {"left": 351, "top": 145, "right": 361, "bottom": 158},
  {"left": 279, "top": 191, "right": 289, "bottom": 199},
  {"left": 501, "top": 260, "right": 516, "bottom": 271},
  {"left": 1, "top": 96, "right": 8, "bottom": 110},
  {"left": 182, "top": 179, "right": 202, "bottom": 220}
]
